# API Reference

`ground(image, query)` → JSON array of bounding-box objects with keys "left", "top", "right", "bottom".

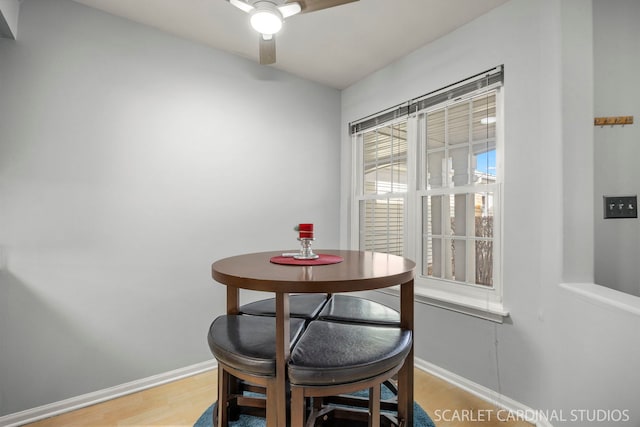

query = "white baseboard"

[
  {"left": 414, "top": 357, "right": 553, "bottom": 427},
  {"left": 0, "top": 360, "right": 218, "bottom": 427},
  {"left": 2, "top": 358, "right": 551, "bottom": 427}
]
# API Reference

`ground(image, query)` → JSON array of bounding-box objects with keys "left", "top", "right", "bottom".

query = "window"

[
  {"left": 350, "top": 68, "right": 506, "bottom": 322},
  {"left": 421, "top": 92, "right": 497, "bottom": 287},
  {"left": 358, "top": 121, "right": 408, "bottom": 256}
]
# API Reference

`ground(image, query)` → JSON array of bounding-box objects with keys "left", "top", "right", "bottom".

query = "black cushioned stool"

[
  {"left": 318, "top": 295, "right": 400, "bottom": 326},
  {"left": 317, "top": 295, "right": 403, "bottom": 397},
  {"left": 239, "top": 293, "right": 329, "bottom": 321},
  {"left": 288, "top": 320, "right": 412, "bottom": 427},
  {"left": 208, "top": 314, "right": 306, "bottom": 427}
]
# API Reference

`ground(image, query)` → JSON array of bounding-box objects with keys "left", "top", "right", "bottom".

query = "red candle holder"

[
  {"left": 294, "top": 223, "right": 319, "bottom": 260},
  {"left": 298, "top": 223, "right": 314, "bottom": 239}
]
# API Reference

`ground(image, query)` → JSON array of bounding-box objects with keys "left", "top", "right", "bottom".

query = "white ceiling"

[{"left": 71, "top": 0, "right": 508, "bottom": 89}]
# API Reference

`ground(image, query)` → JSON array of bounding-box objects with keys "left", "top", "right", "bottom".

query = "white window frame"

[{"left": 349, "top": 73, "right": 507, "bottom": 323}]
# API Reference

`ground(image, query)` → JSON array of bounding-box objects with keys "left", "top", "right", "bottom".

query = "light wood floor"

[{"left": 25, "top": 368, "right": 532, "bottom": 427}]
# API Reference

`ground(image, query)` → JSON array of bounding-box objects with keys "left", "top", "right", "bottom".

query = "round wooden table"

[{"left": 212, "top": 250, "right": 416, "bottom": 427}]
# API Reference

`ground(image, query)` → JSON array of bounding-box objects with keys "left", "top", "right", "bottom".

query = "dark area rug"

[{"left": 194, "top": 386, "right": 436, "bottom": 426}]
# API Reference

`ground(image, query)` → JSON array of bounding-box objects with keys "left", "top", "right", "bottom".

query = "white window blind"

[
  {"left": 358, "top": 121, "right": 407, "bottom": 256},
  {"left": 350, "top": 66, "right": 503, "bottom": 135}
]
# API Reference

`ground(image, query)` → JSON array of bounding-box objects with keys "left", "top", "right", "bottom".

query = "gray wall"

[
  {"left": 341, "top": 0, "right": 559, "bottom": 407},
  {"left": 341, "top": 0, "right": 640, "bottom": 423},
  {"left": 4, "top": 0, "right": 640, "bottom": 422},
  {"left": 593, "top": 0, "right": 640, "bottom": 297},
  {"left": 0, "top": 0, "right": 341, "bottom": 415}
]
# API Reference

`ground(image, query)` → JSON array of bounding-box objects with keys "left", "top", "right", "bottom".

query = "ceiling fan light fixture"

[
  {"left": 224, "top": 0, "right": 361, "bottom": 65},
  {"left": 250, "top": 3, "right": 283, "bottom": 35}
]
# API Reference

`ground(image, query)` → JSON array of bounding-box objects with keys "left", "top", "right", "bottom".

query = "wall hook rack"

[{"left": 594, "top": 116, "right": 634, "bottom": 127}]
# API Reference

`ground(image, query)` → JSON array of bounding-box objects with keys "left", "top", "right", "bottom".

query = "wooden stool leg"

[
  {"left": 217, "top": 367, "right": 230, "bottom": 427},
  {"left": 369, "top": 385, "right": 381, "bottom": 427},
  {"left": 264, "top": 378, "right": 277, "bottom": 427},
  {"left": 290, "top": 386, "right": 306, "bottom": 427},
  {"left": 312, "top": 395, "right": 322, "bottom": 413}
]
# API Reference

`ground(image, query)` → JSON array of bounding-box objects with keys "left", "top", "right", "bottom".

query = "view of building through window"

[{"left": 423, "top": 92, "right": 497, "bottom": 287}]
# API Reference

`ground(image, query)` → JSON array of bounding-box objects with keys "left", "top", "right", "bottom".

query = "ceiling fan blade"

[
  {"left": 278, "top": 2, "right": 302, "bottom": 18},
  {"left": 291, "top": 0, "right": 358, "bottom": 13},
  {"left": 259, "top": 35, "right": 276, "bottom": 65},
  {"left": 228, "top": 0, "right": 254, "bottom": 13}
]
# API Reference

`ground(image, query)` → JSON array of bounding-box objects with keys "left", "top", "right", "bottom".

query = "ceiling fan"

[{"left": 227, "top": 0, "right": 359, "bottom": 65}]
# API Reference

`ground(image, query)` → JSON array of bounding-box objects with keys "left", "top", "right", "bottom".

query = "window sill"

[
  {"left": 559, "top": 282, "right": 640, "bottom": 317},
  {"left": 379, "top": 285, "right": 509, "bottom": 323}
]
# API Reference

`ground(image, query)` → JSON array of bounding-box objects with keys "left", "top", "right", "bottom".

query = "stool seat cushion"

[
  {"left": 317, "top": 295, "right": 400, "bottom": 326},
  {"left": 240, "top": 294, "right": 328, "bottom": 320},
  {"left": 208, "top": 315, "right": 306, "bottom": 376},
  {"left": 288, "top": 320, "right": 412, "bottom": 386}
]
